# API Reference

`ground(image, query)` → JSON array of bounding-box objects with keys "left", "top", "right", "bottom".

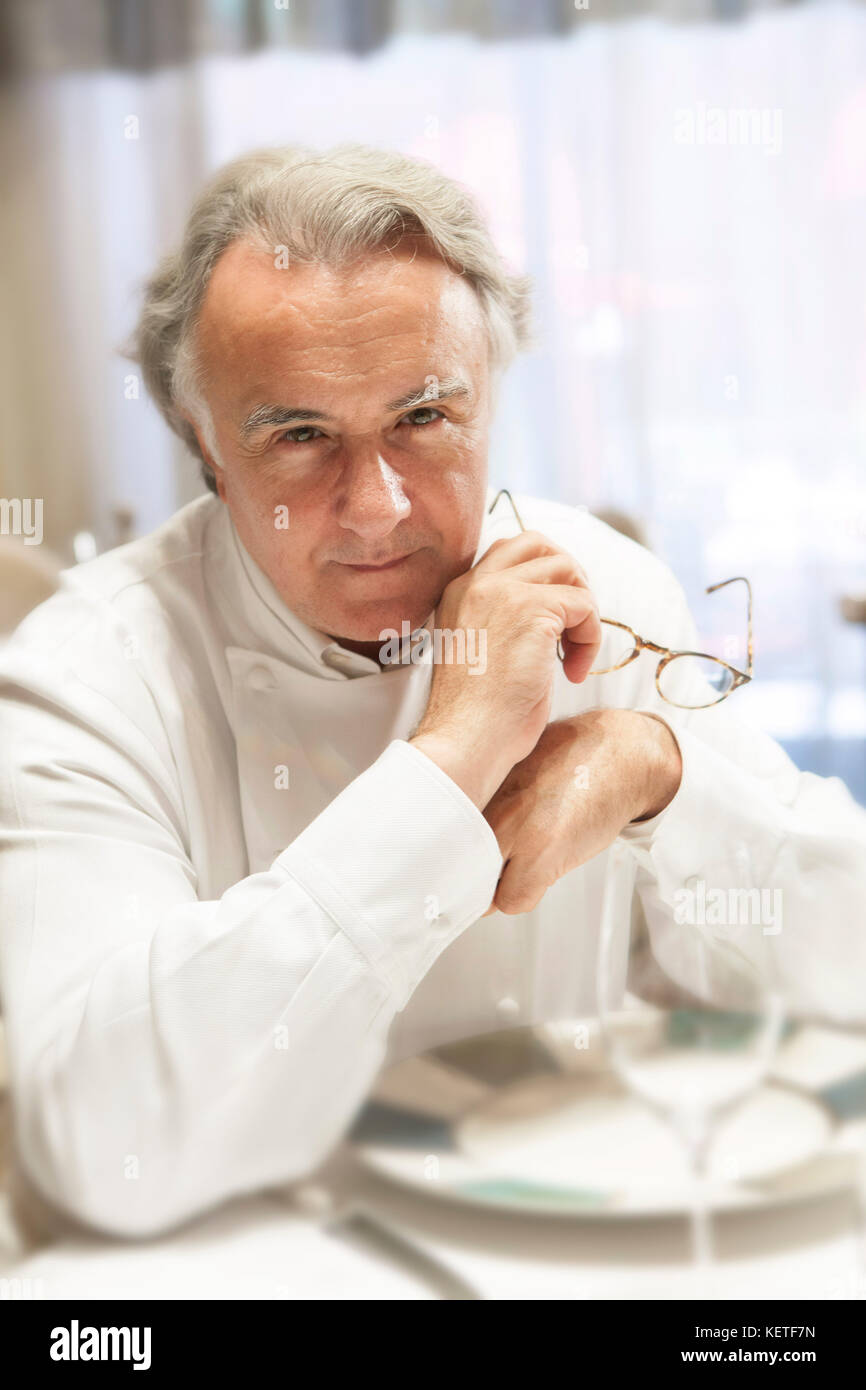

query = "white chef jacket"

[{"left": 1, "top": 487, "right": 865, "bottom": 1242}]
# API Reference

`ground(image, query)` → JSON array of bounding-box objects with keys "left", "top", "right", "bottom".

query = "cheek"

[
  {"left": 226, "top": 459, "right": 309, "bottom": 532},
  {"left": 432, "top": 418, "right": 486, "bottom": 463},
  {"left": 224, "top": 467, "right": 323, "bottom": 577}
]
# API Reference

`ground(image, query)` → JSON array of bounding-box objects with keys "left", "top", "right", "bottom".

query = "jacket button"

[
  {"left": 323, "top": 648, "right": 356, "bottom": 673},
  {"left": 248, "top": 664, "right": 276, "bottom": 691}
]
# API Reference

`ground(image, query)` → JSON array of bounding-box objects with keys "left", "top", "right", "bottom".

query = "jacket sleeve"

[
  {"left": 618, "top": 569, "right": 866, "bottom": 1025},
  {"left": 0, "top": 639, "right": 502, "bottom": 1238}
]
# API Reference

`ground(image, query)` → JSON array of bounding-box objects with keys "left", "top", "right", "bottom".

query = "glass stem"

[{"left": 680, "top": 1112, "right": 714, "bottom": 1269}]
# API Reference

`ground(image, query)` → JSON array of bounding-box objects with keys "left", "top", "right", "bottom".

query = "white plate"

[{"left": 351, "top": 1022, "right": 865, "bottom": 1218}]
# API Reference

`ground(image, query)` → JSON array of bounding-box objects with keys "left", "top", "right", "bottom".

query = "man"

[{"left": 1, "top": 144, "right": 864, "bottom": 1243}]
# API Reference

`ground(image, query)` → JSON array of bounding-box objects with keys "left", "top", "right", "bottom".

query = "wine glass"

[{"left": 596, "top": 839, "right": 785, "bottom": 1270}]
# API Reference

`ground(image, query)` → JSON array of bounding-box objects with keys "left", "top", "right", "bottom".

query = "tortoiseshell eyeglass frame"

[{"left": 487, "top": 489, "right": 753, "bottom": 710}]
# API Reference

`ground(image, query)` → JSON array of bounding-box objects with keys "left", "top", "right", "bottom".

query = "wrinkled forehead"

[{"left": 196, "top": 236, "right": 488, "bottom": 392}]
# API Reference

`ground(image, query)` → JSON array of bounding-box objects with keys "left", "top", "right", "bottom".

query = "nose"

[{"left": 335, "top": 448, "right": 411, "bottom": 542}]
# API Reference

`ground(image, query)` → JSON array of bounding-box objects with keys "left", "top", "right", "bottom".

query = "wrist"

[
  {"left": 409, "top": 729, "right": 511, "bottom": 810},
  {"left": 631, "top": 710, "right": 683, "bottom": 821}
]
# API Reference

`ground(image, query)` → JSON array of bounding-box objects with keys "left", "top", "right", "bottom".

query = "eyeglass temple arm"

[
  {"left": 705, "top": 576, "right": 753, "bottom": 678},
  {"left": 488, "top": 488, "right": 527, "bottom": 532}
]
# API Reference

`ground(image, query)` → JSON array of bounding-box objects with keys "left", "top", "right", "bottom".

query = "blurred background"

[{"left": 1, "top": 0, "right": 865, "bottom": 801}]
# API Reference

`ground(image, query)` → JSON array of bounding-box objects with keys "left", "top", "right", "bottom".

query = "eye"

[
  {"left": 399, "top": 406, "right": 444, "bottom": 429},
  {"left": 279, "top": 425, "right": 324, "bottom": 445}
]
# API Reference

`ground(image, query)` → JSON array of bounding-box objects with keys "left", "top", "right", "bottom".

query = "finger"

[
  {"left": 476, "top": 535, "right": 592, "bottom": 593},
  {"left": 493, "top": 859, "right": 548, "bottom": 917},
  {"left": 560, "top": 624, "right": 602, "bottom": 683},
  {"left": 532, "top": 584, "right": 603, "bottom": 681},
  {"left": 503, "top": 553, "right": 595, "bottom": 595},
  {"left": 473, "top": 530, "right": 566, "bottom": 574},
  {"left": 498, "top": 559, "right": 601, "bottom": 680}
]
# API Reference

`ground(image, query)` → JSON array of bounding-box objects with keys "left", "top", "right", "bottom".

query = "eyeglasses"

[{"left": 487, "top": 489, "right": 753, "bottom": 710}]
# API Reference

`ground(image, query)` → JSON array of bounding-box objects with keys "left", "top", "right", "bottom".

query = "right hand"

[{"left": 410, "top": 530, "right": 602, "bottom": 808}]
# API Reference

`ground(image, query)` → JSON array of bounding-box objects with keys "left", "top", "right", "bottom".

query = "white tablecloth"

[{"left": 2, "top": 1149, "right": 865, "bottom": 1301}]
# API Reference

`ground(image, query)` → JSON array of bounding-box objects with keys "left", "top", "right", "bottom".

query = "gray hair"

[{"left": 130, "top": 143, "right": 534, "bottom": 494}]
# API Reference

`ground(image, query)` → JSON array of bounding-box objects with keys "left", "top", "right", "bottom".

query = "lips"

[{"left": 342, "top": 553, "right": 414, "bottom": 572}]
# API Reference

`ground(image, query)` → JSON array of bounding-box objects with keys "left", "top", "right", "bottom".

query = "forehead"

[{"left": 197, "top": 237, "right": 487, "bottom": 394}]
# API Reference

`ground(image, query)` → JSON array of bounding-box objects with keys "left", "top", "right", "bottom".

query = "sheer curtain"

[{"left": 2, "top": 1, "right": 865, "bottom": 791}]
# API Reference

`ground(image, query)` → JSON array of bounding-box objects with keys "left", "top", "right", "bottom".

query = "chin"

[{"left": 324, "top": 595, "right": 438, "bottom": 643}]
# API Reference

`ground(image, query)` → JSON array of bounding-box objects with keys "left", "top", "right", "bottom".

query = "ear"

[
  {"left": 203, "top": 451, "right": 227, "bottom": 503},
  {"left": 183, "top": 413, "right": 227, "bottom": 502}
]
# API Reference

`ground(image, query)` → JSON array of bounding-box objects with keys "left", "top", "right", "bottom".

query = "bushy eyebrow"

[
  {"left": 386, "top": 378, "right": 471, "bottom": 412},
  {"left": 238, "top": 377, "right": 471, "bottom": 439},
  {"left": 239, "top": 405, "right": 325, "bottom": 438}
]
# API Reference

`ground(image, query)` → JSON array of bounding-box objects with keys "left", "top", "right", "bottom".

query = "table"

[{"left": 2, "top": 1146, "right": 864, "bottom": 1301}]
